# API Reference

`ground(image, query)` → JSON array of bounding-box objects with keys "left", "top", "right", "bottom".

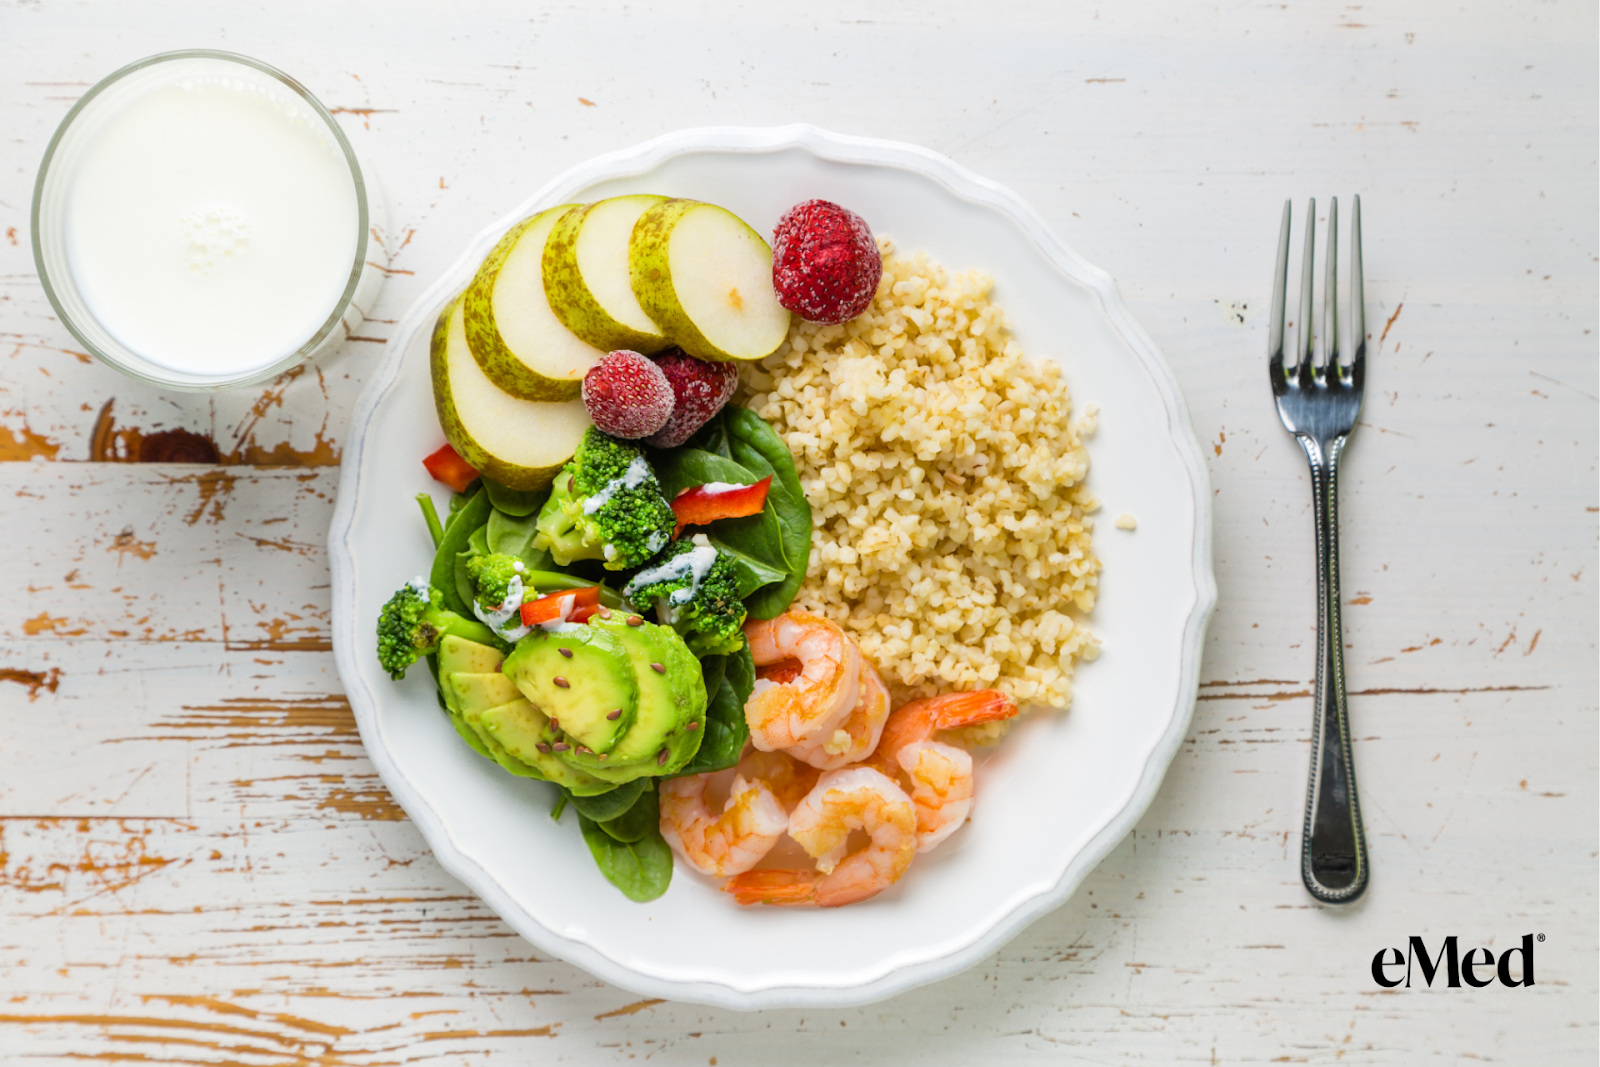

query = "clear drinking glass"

[{"left": 31, "top": 49, "right": 387, "bottom": 391}]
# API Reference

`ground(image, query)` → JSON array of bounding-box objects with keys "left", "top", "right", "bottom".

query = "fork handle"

[{"left": 1298, "top": 435, "right": 1370, "bottom": 904}]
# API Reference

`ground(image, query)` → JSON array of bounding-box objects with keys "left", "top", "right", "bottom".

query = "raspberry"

[
  {"left": 643, "top": 349, "right": 739, "bottom": 448},
  {"left": 771, "top": 199, "right": 882, "bottom": 325},
  {"left": 581, "top": 350, "right": 675, "bottom": 439}
]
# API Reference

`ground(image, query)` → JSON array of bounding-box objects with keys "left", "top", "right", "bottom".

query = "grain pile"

[{"left": 745, "top": 239, "right": 1100, "bottom": 712}]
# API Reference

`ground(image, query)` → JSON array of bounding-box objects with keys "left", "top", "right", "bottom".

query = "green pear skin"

[
  {"left": 432, "top": 295, "right": 591, "bottom": 490},
  {"left": 543, "top": 195, "right": 672, "bottom": 354},
  {"left": 462, "top": 205, "right": 603, "bottom": 400},
  {"left": 629, "top": 199, "right": 792, "bottom": 362}
]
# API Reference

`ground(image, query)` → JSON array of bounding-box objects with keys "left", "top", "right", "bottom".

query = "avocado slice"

[
  {"left": 553, "top": 617, "right": 707, "bottom": 784},
  {"left": 502, "top": 624, "right": 638, "bottom": 754},
  {"left": 437, "top": 637, "right": 506, "bottom": 759},
  {"left": 476, "top": 698, "right": 615, "bottom": 796},
  {"left": 442, "top": 668, "right": 547, "bottom": 781},
  {"left": 447, "top": 670, "right": 521, "bottom": 711},
  {"left": 441, "top": 670, "right": 608, "bottom": 794},
  {"left": 439, "top": 635, "right": 506, "bottom": 675}
]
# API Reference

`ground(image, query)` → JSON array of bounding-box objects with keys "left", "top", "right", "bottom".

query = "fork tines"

[{"left": 1268, "top": 198, "right": 1365, "bottom": 395}]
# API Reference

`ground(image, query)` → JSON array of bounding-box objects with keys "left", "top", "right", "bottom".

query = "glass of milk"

[{"left": 32, "top": 50, "right": 387, "bottom": 390}]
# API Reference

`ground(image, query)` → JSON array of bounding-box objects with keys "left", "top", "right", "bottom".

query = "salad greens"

[
  {"left": 482, "top": 477, "right": 548, "bottom": 517},
  {"left": 593, "top": 785, "right": 662, "bottom": 844},
  {"left": 721, "top": 406, "right": 812, "bottom": 619},
  {"left": 485, "top": 506, "right": 551, "bottom": 567},
  {"left": 430, "top": 488, "right": 492, "bottom": 617},
  {"left": 566, "top": 777, "right": 649, "bottom": 823},
  {"left": 653, "top": 407, "right": 813, "bottom": 620},
  {"left": 676, "top": 643, "right": 755, "bottom": 777},
  {"left": 578, "top": 813, "right": 674, "bottom": 903},
  {"left": 706, "top": 537, "right": 788, "bottom": 600},
  {"left": 378, "top": 405, "right": 806, "bottom": 902}
]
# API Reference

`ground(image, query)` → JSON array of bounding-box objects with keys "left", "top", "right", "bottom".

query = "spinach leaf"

[
  {"left": 596, "top": 784, "right": 660, "bottom": 844},
  {"left": 711, "top": 508, "right": 794, "bottom": 591},
  {"left": 699, "top": 650, "right": 728, "bottom": 699},
  {"left": 723, "top": 406, "right": 811, "bottom": 619},
  {"left": 578, "top": 814, "right": 673, "bottom": 902},
  {"left": 446, "top": 484, "right": 479, "bottom": 527},
  {"left": 486, "top": 508, "right": 554, "bottom": 570},
  {"left": 430, "top": 488, "right": 491, "bottom": 616},
  {"left": 706, "top": 537, "right": 788, "bottom": 600},
  {"left": 455, "top": 524, "right": 492, "bottom": 612},
  {"left": 566, "top": 778, "right": 647, "bottom": 823},
  {"left": 690, "top": 410, "right": 734, "bottom": 459},
  {"left": 453, "top": 553, "right": 476, "bottom": 616},
  {"left": 649, "top": 446, "right": 757, "bottom": 502},
  {"left": 675, "top": 641, "right": 753, "bottom": 777},
  {"left": 481, "top": 476, "right": 549, "bottom": 517}
]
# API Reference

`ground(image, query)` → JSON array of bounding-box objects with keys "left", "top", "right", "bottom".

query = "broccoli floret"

[
  {"left": 464, "top": 553, "right": 525, "bottom": 614},
  {"left": 624, "top": 540, "right": 747, "bottom": 657},
  {"left": 375, "top": 580, "right": 500, "bottom": 680},
  {"left": 533, "top": 429, "right": 675, "bottom": 571}
]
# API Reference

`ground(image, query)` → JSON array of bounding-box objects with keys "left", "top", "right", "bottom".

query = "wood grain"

[{"left": 1, "top": 0, "right": 1594, "bottom": 1062}]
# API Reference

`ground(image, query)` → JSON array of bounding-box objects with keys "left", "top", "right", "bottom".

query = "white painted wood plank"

[{"left": 1, "top": 822, "right": 1591, "bottom": 1062}]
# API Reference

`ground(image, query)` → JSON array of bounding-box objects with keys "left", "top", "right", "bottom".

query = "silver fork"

[{"left": 1269, "top": 197, "right": 1369, "bottom": 904}]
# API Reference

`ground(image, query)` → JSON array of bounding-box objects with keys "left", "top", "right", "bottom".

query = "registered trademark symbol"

[{"left": 1538, "top": 933, "right": 1546, "bottom": 941}]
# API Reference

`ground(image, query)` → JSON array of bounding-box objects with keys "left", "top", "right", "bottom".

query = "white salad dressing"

[
  {"left": 624, "top": 542, "right": 720, "bottom": 609},
  {"left": 473, "top": 573, "right": 533, "bottom": 643},
  {"left": 694, "top": 481, "right": 749, "bottom": 496},
  {"left": 582, "top": 456, "right": 656, "bottom": 515}
]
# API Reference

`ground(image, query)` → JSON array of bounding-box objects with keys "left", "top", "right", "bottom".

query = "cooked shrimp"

[
  {"left": 658, "top": 772, "right": 787, "bottom": 877},
  {"left": 865, "top": 689, "right": 1018, "bottom": 776},
  {"left": 743, "top": 612, "right": 861, "bottom": 751},
  {"left": 735, "top": 747, "right": 821, "bottom": 813},
  {"left": 782, "top": 659, "right": 891, "bottom": 771},
  {"left": 721, "top": 767, "right": 917, "bottom": 907},
  {"left": 896, "top": 741, "right": 974, "bottom": 852},
  {"left": 864, "top": 689, "right": 1018, "bottom": 853}
]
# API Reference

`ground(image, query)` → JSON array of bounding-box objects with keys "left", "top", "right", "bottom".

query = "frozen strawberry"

[
  {"left": 643, "top": 348, "right": 740, "bottom": 448},
  {"left": 581, "top": 349, "right": 675, "bottom": 439},
  {"left": 771, "top": 199, "right": 882, "bottom": 325}
]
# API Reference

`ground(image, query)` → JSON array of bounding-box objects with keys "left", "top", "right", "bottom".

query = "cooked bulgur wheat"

[{"left": 745, "top": 238, "right": 1100, "bottom": 718}]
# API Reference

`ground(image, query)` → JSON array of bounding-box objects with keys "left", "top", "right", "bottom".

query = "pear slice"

[
  {"left": 629, "top": 199, "right": 792, "bottom": 362},
  {"left": 543, "top": 194, "right": 673, "bottom": 354},
  {"left": 432, "top": 294, "right": 591, "bottom": 490},
  {"left": 462, "top": 204, "right": 606, "bottom": 400}
]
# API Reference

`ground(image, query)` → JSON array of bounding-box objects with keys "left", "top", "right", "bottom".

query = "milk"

[{"left": 62, "top": 66, "right": 360, "bottom": 379}]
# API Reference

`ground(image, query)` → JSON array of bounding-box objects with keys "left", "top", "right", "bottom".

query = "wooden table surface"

[{"left": 3, "top": 1, "right": 1595, "bottom": 1062}]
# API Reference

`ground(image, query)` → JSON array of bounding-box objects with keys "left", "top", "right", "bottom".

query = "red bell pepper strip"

[
  {"left": 671, "top": 476, "right": 772, "bottom": 538},
  {"left": 423, "top": 443, "right": 478, "bottom": 493},
  {"left": 519, "top": 585, "right": 601, "bottom": 627}
]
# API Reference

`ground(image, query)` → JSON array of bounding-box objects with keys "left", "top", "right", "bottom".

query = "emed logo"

[{"left": 1371, "top": 934, "right": 1539, "bottom": 988}]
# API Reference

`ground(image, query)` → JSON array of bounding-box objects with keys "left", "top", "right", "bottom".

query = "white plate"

[{"left": 329, "top": 125, "right": 1215, "bottom": 1010}]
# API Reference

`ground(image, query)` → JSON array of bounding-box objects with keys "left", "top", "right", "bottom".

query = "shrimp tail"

[
  {"left": 721, "top": 869, "right": 818, "bottom": 907},
  {"left": 928, "top": 689, "right": 1019, "bottom": 731}
]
